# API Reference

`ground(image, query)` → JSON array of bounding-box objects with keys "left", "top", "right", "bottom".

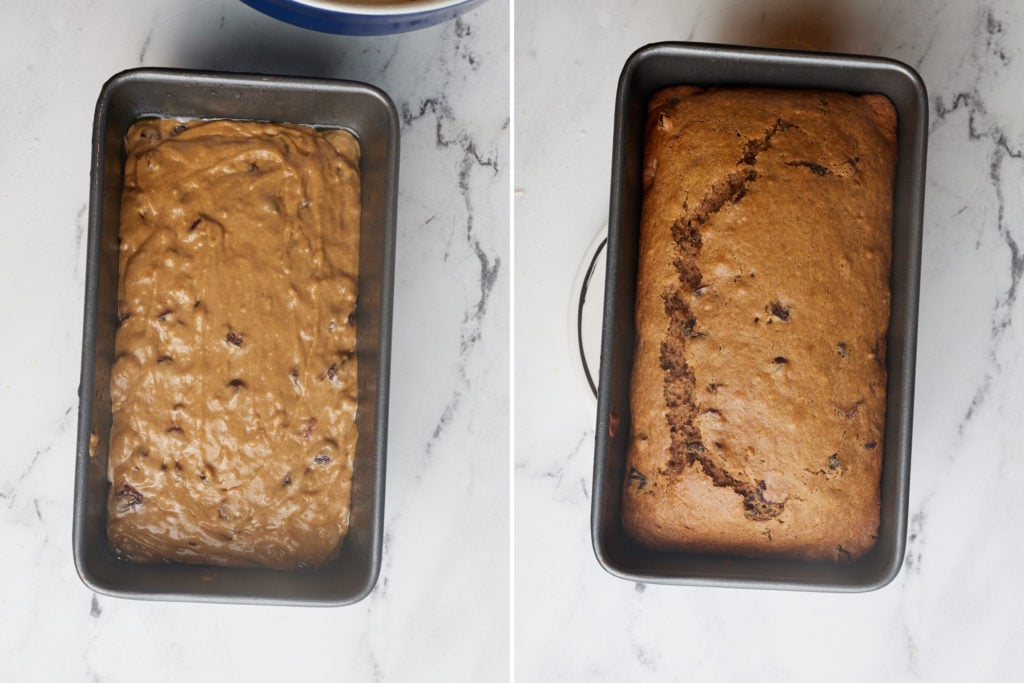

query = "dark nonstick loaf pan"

[
  {"left": 74, "top": 68, "right": 398, "bottom": 605},
  {"left": 592, "top": 43, "right": 927, "bottom": 591}
]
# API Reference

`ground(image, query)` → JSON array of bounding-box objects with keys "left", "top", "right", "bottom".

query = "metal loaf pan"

[
  {"left": 74, "top": 68, "right": 398, "bottom": 605},
  {"left": 592, "top": 43, "right": 927, "bottom": 591}
]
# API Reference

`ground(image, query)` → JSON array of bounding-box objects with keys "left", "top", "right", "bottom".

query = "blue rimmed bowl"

[{"left": 239, "top": 0, "right": 490, "bottom": 35}]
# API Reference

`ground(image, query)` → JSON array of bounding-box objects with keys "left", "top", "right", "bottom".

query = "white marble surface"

[
  {"left": 0, "top": 0, "right": 508, "bottom": 680},
  {"left": 516, "top": 0, "right": 1024, "bottom": 679}
]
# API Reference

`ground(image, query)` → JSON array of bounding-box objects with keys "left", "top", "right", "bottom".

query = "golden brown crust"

[
  {"left": 108, "top": 118, "right": 361, "bottom": 569},
  {"left": 624, "top": 88, "right": 895, "bottom": 562}
]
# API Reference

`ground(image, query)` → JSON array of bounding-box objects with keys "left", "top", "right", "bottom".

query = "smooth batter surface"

[
  {"left": 624, "top": 88, "right": 895, "bottom": 562},
  {"left": 108, "top": 118, "right": 360, "bottom": 569}
]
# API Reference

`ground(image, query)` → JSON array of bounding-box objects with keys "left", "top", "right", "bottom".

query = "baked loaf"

[
  {"left": 624, "top": 87, "right": 896, "bottom": 562},
  {"left": 108, "top": 118, "right": 361, "bottom": 569}
]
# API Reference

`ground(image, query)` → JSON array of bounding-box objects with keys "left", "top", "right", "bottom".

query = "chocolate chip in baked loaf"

[
  {"left": 768, "top": 301, "right": 790, "bottom": 322},
  {"left": 840, "top": 400, "right": 864, "bottom": 418},
  {"left": 829, "top": 453, "right": 841, "bottom": 470},
  {"left": 282, "top": 474, "right": 292, "bottom": 487},
  {"left": 837, "top": 342, "right": 848, "bottom": 358},
  {"left": 347, "top": 303, "right": 358, "bottom": 326},
  {"left": 627, "top": 467, "right": 648, "bottom": 490},
  {"left": 327, "top": 363, "right": 338, "bottom": 381},
  {"left": 772, "top": 356, "right": 788, "bottom": 365},
  {"left": 864, "top": 441, "right": 878, "bottom": 449},
  {"left": 116, "top": 301, "right": 131, "bottom": 326},
  {"left": 227, "top": 378, "right": 246, "bottom": 390},
  {"left": 189, "top": 218, "right": 202, "bottom": 232},
  {"left": 156, "top": 355, "right": 173, "bottom": 364},
  {"left": 171, "top": 123, "right": 188, "bottom": 136},
  {"left": 313, "top": 453, "right": 332, "bottom": 465},
  {"left": 226, "top": 331, "right": 243, "bottom": 347}
]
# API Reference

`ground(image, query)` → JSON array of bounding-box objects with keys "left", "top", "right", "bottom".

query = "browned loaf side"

[{"left": 624, "top": 87, "right": 896, "bottom": 562}]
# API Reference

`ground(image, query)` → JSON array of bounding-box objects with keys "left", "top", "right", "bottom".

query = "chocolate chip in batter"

[
  {"left": 313, "top": 453, "right": 332, "bottom": 465},
  {"left": 156, "top": 355, "right": 173, "bottom": 364},
  {"left": 828, "top": 453, "right": 840, "bottom": 470},
  {"left": 115, "top": 483, "right": 143, "bottom": 508},
  {"left": 189, "top": 218, "right": 202, "bottom": 232},
  {"left": 772, "top": 356, "right": 788, "bottom": 365},
  {"left": 282, "top": 474, "right": 292, "bottom": 487},
  {"left": 137, "top": 126, "right": 161, "bottom": 142},
  {"left": 289, "top": 369, "right": 300, "bottom": 387},
  {"left": 302, "top": 418, "right": 317, "bottom": 439},
  {"left": 226, "top": 331, "right": 243, "bottom": 347},
  {"left": 864, "top": 441, "right": 878, "bottom": 449},
  {"left": 171, "top": 123, "right": 188, "bottom": 136},
  {"left": 837, "top": 341, "right": 848, "bottom": 358},
  {"left": 327, "top": 363, "right": 338, "bottom": 381},
  {"left": 227, "top": 378, "right": 246, "bottom": 390}
]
